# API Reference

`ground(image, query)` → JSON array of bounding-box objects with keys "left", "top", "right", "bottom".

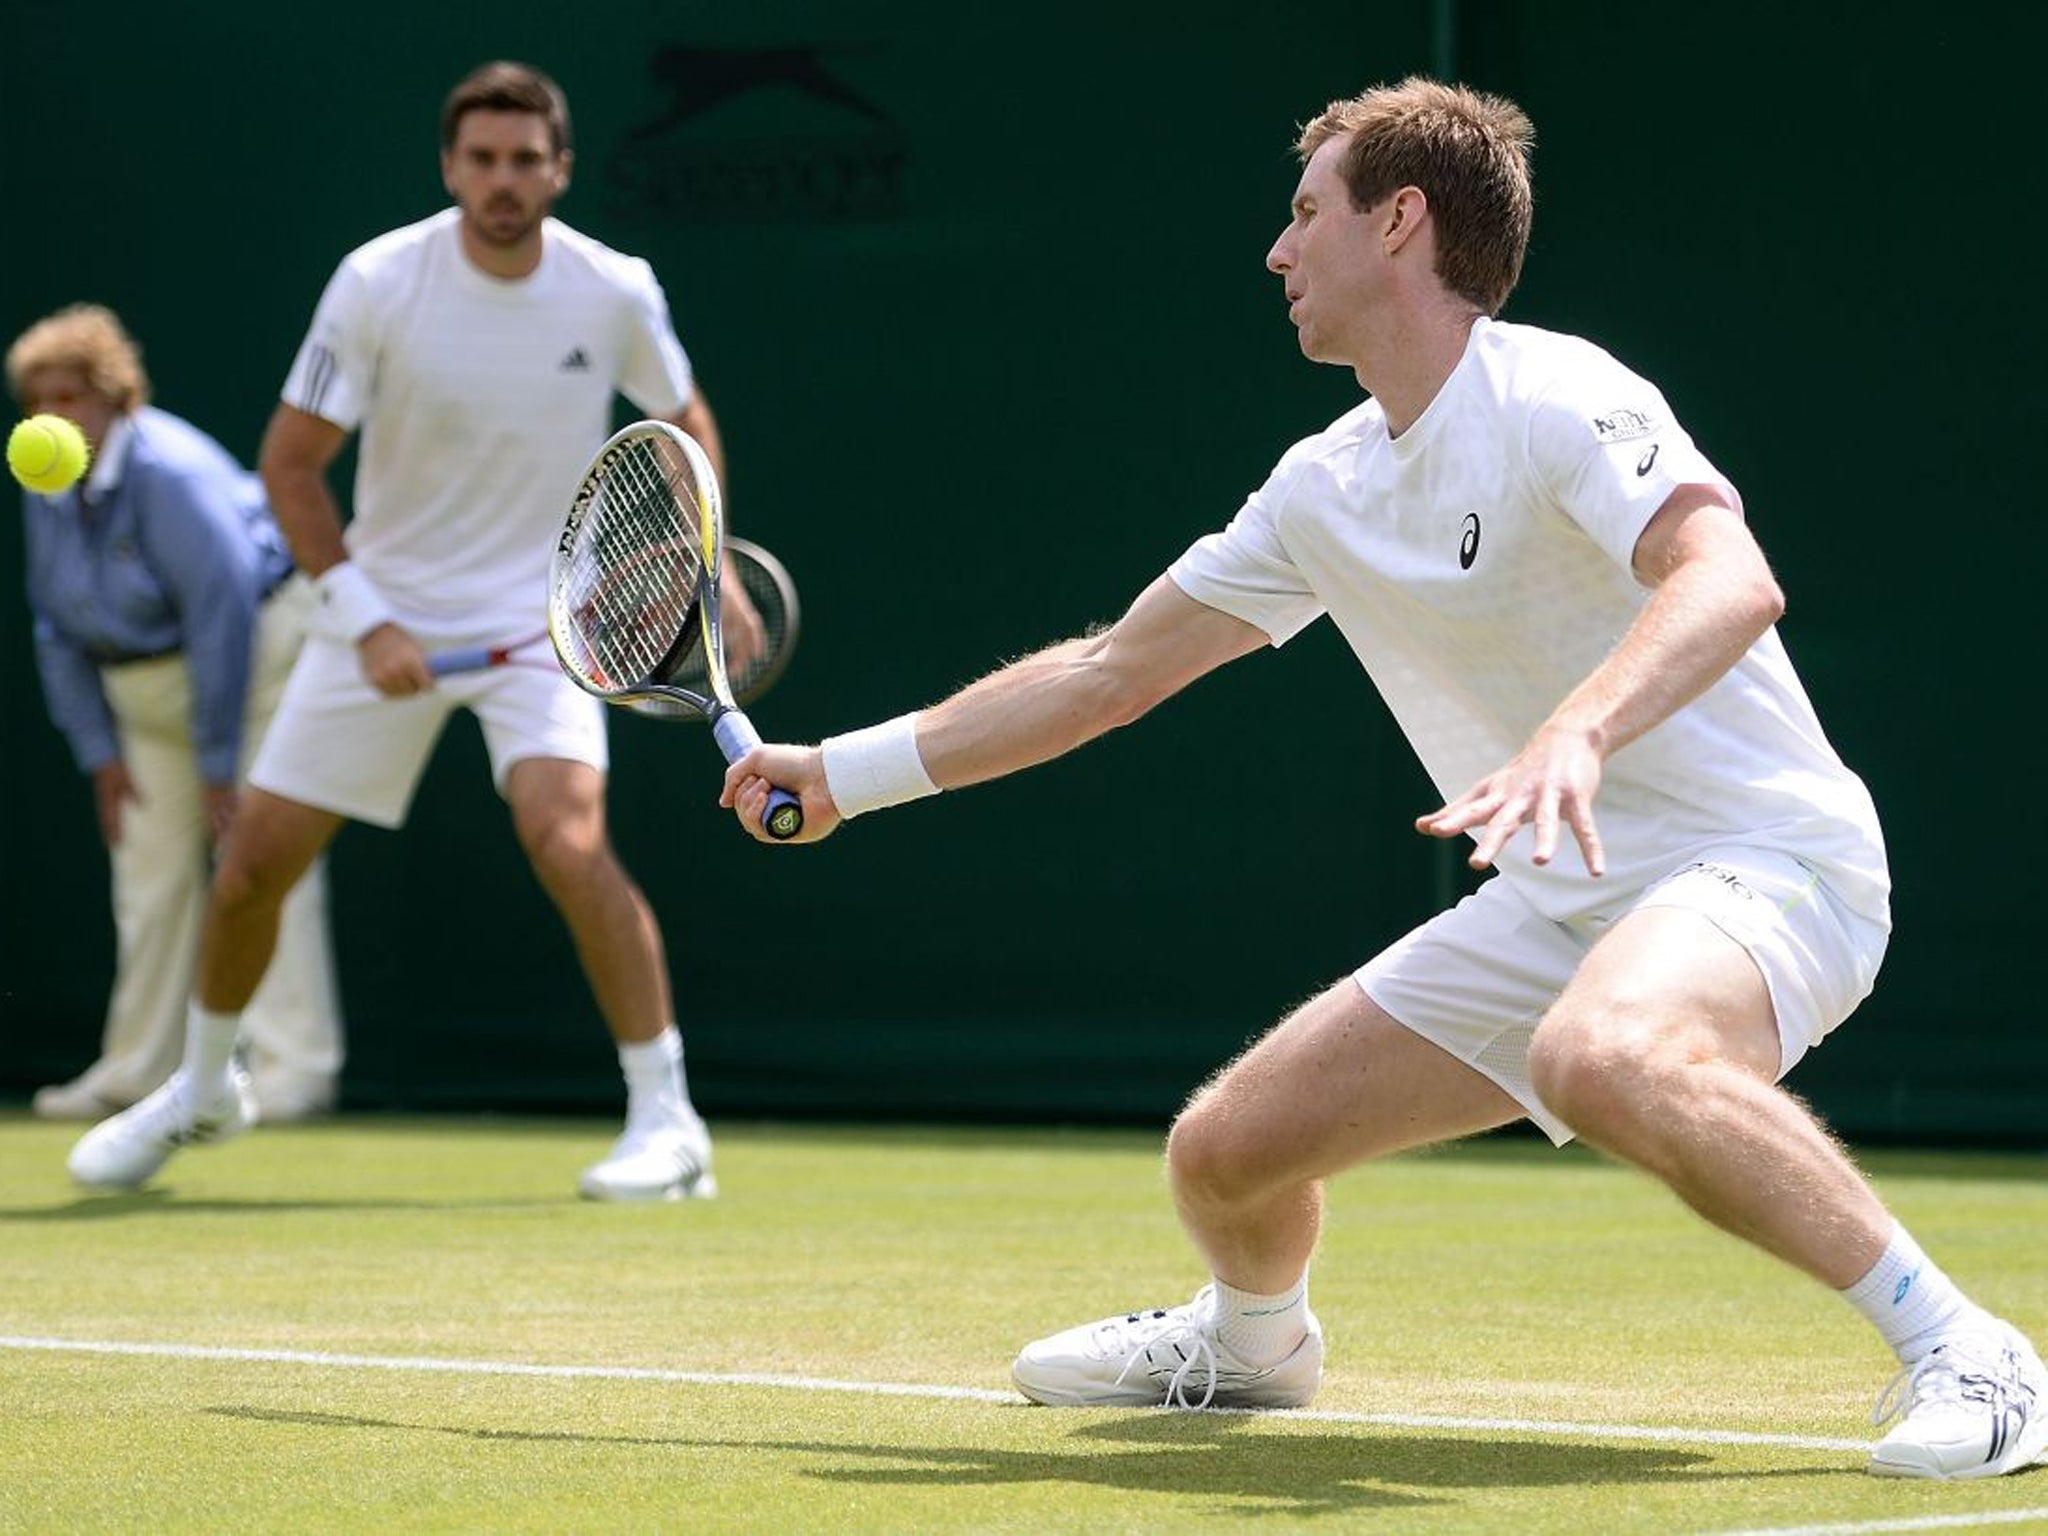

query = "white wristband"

[
  {"left": 821, "top": 714, "right": 939, "bottom": 820},
  {"left": 316, "top": 561, "right": 395, "bottom": 642}
]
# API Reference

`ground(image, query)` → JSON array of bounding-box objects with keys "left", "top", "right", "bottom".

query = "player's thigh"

[
  {"left": 1536, "top": 904, "right": 1778, "bottom": 1094},
  {"left": 1354, "top": 876, "right": 1596, "bottom": 1144},
  {"left": 476, "top": 669, "right": 612, "bottom": 856},
  {"left": 1538, "top": 849, "right": 1887, "bottom": 1088},
  {"left": 248, "top": 635, "right": 453, "bottom": 829},
  {"left": 470, "top": 669, "right": 608, "bottom": 801},
  {"left": 1173, "top": 977, "right": 1523, "bottom": 1195}
]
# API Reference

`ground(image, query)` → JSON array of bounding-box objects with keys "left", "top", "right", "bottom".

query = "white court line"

[
  {"left": 1, "top": 1333, "right": 1870, "bottom": 1453},
  {"left": 1712, "top": 1511, "right": 2048, "bottom": 1535}
]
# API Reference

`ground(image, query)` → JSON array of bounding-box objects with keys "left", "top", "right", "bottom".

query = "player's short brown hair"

[
  {"left": 1298, "top": 79, "right": 1535, "bottom": 316},
  {"left": 5, "top": 303, "right": 151, "bottom": 414},
  {"left": 441, "top": 60, "right": 573, "bottom": 155}
]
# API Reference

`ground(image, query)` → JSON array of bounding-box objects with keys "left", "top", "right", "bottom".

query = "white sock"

[
  {"left": 619, "top": 1026, "right": 692, "bottom": 1122},
  {"left": 1840, "top": 1221, "right": 1986, "bottom": 1363},
  {"left": 182, "top": 1001, "right": 242, "bottom": 1091},
  {"left": 1209, "top": 1275, "right": 1311, "bottom": 1367}
]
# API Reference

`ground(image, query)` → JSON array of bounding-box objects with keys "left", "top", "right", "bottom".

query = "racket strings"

[
  {"left": 667, "top": 547, "right": 789, "bottom": 698},
  {"left": 557, "top": 437, "right": 708, "bottom": 690}
]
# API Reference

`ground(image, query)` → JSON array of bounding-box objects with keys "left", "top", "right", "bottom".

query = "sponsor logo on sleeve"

[{"left": 1590, "top": 406, "right": 1659, "bottom": 444}]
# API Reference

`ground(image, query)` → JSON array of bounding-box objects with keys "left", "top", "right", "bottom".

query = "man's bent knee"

[
  {"left": 518, "top": 807, "right": 614, "bottom": 890},
  {"left": 1526, "top": 1006, "right": 1681, "bottom": 1141},
  {"left": 210, "top": 795, "right": 334, "bottom": 915},
  {"left": 1167, "top": 1092, "right": 1284, "bottom": 1210}
]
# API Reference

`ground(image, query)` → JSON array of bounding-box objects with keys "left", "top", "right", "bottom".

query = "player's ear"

[
  {"left": 1383, "top": 186, "right": 1428, "bottom": 255},
  {"left": 440, "top": 151, "right": 458, "bottom": 201},
  {"left": 554, "top": 149, "right": 574, "bottom": 199}
]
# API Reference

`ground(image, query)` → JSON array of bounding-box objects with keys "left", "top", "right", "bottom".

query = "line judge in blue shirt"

[{"left": 7, "top": 304, "right": 343, "bottom": 1122}]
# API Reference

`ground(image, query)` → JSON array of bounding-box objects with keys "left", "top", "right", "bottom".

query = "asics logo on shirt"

[
  {"left": 1636, "top": 443, "right": 1660, "bottom": 476},
  {"left": 560, "top": 348, "right": 592, "bottom": 371},
  {"left": 1458, "top": 513, "right": 1482, "bottom": 571}
]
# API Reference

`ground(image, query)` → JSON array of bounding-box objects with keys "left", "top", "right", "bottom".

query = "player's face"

[
  {"left": 1266, "top": 134, "right": 1382, "bottom": 366},
  {"left": 20, "top": 366, "right": 117, "bottom": 453},
  {"left": 442, "top": 110, "right": 570, "bottom": 249}
]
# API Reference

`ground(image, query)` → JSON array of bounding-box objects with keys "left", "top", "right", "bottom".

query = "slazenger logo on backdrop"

[
  {"left": 606, "top": 43, "right": 907, "bottom": 225},
  {"left": 1590, "top": 406, "right": 1659, "bottom": 443}
]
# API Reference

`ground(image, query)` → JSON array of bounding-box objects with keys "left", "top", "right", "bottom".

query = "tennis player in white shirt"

[
  {"left": 721, "top": 79, "right": 2045, "bottom": 1479},
  {"left": 72, "top": 60, "right": 760, "bottom": 1203}
]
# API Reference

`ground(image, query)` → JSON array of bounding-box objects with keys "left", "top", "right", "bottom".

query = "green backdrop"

[{"left": 3, "top": 1, "right": 2040, "bottom": 1142}]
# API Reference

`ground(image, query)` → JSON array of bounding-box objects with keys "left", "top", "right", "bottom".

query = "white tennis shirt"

[
  {"left": 280, "top": 208, "right": 696, "bottom": 640},
  {"left": 1170, "top": 318, "right": 1889, "bottom": 925}
]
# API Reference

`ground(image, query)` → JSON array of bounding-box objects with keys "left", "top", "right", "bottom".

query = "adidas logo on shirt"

[{"left": 560, "top": 348, "right": 591, "bottom": 371}]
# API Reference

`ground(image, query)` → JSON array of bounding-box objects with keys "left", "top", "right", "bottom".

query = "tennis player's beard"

[{"left": 468, "top": 202, "right": 546, "bottom": 250}]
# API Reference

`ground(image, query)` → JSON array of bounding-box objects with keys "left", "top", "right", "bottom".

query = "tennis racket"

[
  {"left": 426, "top": 629, "right": 557, "bottom": 677},
  {"left": 624, "top": 536, "right": 800, "bottom": 719},
  {"left": 548, "top": 420, "right": 804, "bottom": 840}
]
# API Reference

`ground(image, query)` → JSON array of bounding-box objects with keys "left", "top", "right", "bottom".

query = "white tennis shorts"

[
  {"left": 1356, "top": 848, "right": 1890, "bottom": 1145},
  {"left": 248, "top": 634, "right": 608, "bottom": 828}
]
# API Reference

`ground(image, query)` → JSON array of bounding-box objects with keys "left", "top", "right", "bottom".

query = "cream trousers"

[{"left": 80, "top": 576, "right": 343, "bottom": 1102}]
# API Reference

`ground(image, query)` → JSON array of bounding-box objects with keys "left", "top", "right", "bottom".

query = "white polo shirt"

[
  {"left": 1170, "top": 318, "right": 1889, "bottom": 926},
  {"left": 280, "top": 208, "right": 696, "bottom": 640}
]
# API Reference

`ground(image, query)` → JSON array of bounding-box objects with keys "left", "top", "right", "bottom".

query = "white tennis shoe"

[
  {"left": 1012, "top": 1284, "right": 1323, "bottom": 1408},
  {"left": 578, "top": 1110, "right": 717, "bottom": 1202},
  {"left": 66, "top": 1066, "right": 258, "bottom": 1190},
  {"left": 1870, "top": 1318, "right": 2048, "bottom": 1479}
]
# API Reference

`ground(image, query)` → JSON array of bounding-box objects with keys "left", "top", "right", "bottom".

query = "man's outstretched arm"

[{"left": 720, "top": 575, "right": 1266, "bottom": 842}]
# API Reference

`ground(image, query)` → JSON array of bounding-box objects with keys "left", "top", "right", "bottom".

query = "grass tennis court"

[{"left": 3, "top": 1113, "right": 2044, "bottom": 1532}]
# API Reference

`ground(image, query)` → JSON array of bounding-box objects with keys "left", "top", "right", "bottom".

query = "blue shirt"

[{"left": 21, "top": 406, "right": 294, "bottom": 784}]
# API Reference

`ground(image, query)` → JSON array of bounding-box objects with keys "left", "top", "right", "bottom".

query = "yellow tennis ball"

[{"left": 7, "top": 414, "right": 92, "bottom": 495}]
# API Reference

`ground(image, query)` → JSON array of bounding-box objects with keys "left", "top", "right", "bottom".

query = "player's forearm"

[
  {"left": 261, "top": 465, "right": 350, "bottom": 577},
  {"left": 1548, "top": 553, "right": 1783, "bottom": 757},
  {"left": 816, "top": 577, "right": 1259, "bottom": 824},
  {"left": 670, "top": 393, "right": 726, "bottom": 495},
  {"left": 915, "top": 633, "right": 1152, "bottom": 790}
]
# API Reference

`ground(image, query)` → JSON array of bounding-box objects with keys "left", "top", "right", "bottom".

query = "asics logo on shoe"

[
  {"left": 162, "top": 1114, "right": 230, "bottom": 1149},
  {"left": 1988, "top": 1403, "right": 2019, "bottom": 1463},
  {"left": 1959, "top": 1356, "right": 2033, "bottom": 1466}
]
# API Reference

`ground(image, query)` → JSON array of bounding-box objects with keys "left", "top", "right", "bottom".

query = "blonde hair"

[
  {"left": 1298, "top": 78, "right": 1535, "bottom": 316},
  {"left": 5, "top": 303, "right": 152, "bottom": 413}
]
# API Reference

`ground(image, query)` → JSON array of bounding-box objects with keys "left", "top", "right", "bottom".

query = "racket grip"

[
  {"left": 427, "top": 647, "right": 491, "bottom": 676},
  {"left": 711, "top": 710, "right": 805, "bottom": 841}
]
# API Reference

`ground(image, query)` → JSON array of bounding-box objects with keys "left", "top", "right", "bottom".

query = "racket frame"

[{"left": 547, "top": 421, "right": 802, "bottom": 839}]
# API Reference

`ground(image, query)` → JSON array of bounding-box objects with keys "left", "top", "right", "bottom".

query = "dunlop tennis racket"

[
  {"left": 548, "top": 421, "right": 803, "bottom": 839},
  {"left": 623, "top": 536, "right": 800, "bottom": 718},
  {"left": 430, "top": 538, "right": 800, "bottom": 690}
]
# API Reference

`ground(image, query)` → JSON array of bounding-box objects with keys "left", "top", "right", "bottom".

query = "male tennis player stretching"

[
  {"left": 723, "top": 80, "right": 2044, "bottom": 1478},
  {"left": 71, "top": 60, "right": 755, "bottom": 1201}
]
